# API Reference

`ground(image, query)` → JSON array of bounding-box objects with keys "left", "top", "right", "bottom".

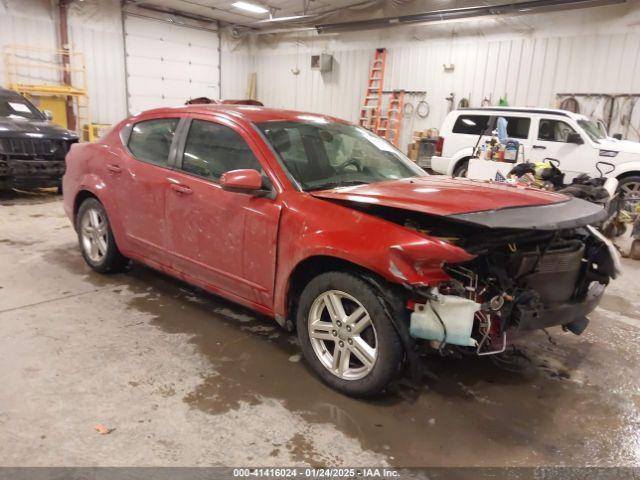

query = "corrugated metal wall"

[
  {"left": 0, "top": 0, "right": 127, "bottom": 125},
  {"left": 221, "top": 37, "right": 255, "bottom": 100},
  {"left": 251, "top": 7, "right": 640, "bottom": 149},
  {"left": 68, "top": 1, "right": 127, "bottom": 124},
  {"left": 2, "top": 0, "right": 640, "bottom": 148}
]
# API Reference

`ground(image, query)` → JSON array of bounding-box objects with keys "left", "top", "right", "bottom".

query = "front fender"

[{"left": 272, "top": 194, "right": 474, "bottom": 318}]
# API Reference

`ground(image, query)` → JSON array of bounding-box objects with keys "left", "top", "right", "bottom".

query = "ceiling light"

[
  {"left": 231, "top": 1, "right": 269, "bottom": 14},
  {"left": 256, "top": 14, "right": 309, "bottom": 23}
]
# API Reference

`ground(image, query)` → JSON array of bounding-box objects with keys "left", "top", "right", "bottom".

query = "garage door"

[{"left": 124, "top": 15, "right": 220, "bottom": 114}]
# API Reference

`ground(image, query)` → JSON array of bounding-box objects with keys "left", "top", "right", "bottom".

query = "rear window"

[
  {"left": 498, "top": 116, "right": 531, "bottom": 139},
  {"left": 128, "top": 118, "right": 179, "bottom": 166},
  {"left": 452, "top": 115, "right": 490, "bottom": 135}
]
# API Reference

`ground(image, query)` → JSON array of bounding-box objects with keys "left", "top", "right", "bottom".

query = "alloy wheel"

[
  {"left": 307, "top": 290, "right": 378, "bottom": 381},
  {"left": 621, "top": 181, "right": 640, "bottom": 211},
  {"left": 80, "top": 208, "right": 108, "bottom": 263}
]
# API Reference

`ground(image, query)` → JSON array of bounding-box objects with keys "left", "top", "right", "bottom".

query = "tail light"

[{"left": 435, "top": 136, "right": 444, "bottom": 156}]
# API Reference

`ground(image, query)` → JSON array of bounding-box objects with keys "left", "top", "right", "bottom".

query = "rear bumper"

[
  {"left": 430, "top": 155, "right": 453, "bottom": 175},
  {"left": 514, "top": 282, "right": 605, "bottom": 332},
  {"left": 0, "top": 158, "right": 65, "bottom": 189}
]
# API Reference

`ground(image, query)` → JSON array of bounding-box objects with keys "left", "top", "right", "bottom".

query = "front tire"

[
  {"left": 618, "top": 175, "right": 640, "bottom": 211},
  {"left": 76, "top": 198, "right": 129, "bottom": 273},
  {"left": 296, "top": 272, "right": 403, "bottom": 396}
]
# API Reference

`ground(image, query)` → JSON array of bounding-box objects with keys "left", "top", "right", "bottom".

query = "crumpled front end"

[
  {"left": 0, "top": 137, "right": 74, "bottom": 189},
  {"left": 314, "top": 188, "right": 619, "bottom": 354},
  {"left": 403, "top": 205, "right": 619, "bottom": 354}
]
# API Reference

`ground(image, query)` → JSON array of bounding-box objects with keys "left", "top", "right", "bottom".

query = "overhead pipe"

[{"left": 315, "top": 0, "right": 626, "bottom": 33}]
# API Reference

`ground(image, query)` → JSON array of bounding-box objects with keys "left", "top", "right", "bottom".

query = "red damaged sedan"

[{"left": 63, "top": 105, "right": 619, "bottom": 396}]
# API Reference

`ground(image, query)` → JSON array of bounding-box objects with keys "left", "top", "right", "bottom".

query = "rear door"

[
  {"left": 115, "top": 117, "right": 181, "bottom": 263},
  {"left": 165, "top": 115, "right": 281, "bottom": 307},
  {"left": 491, "top": 114, "right": 533, "bottom": 160}
]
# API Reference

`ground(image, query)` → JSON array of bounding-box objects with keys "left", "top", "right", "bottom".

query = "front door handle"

[
  {"left": 169, "top": 183, "right": 193, "bottom": 195},
  {"left": 532, "top": 145, "right": 547, "bottom": 150},
  {"left": 106, "top": 164, "right": 122, "bottom": 174}
]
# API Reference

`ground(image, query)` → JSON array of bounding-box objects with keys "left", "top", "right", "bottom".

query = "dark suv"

[{"left": 0, "top": 88, "right": 78, "bottom": 191}]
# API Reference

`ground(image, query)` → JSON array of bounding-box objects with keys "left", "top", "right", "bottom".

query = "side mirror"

[
  {"left": 567, "top": 132, "right": 583, "bottom": 144},
  {"left": 43, "top": 110, "right": 53, "bottom": 121},
  {"left": 220, "top": 169, "right": 263, "bottom": 193},
  {"left": 613, "top": 133, "right": 623, "bottom": 140}
]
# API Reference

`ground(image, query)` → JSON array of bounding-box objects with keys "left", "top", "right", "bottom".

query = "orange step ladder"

[
  {"left": 379, "top": 90, "right": 405, "bottom": 146},
  {"left": 359, "top": 48, "right": 387, "bottom": 131}
]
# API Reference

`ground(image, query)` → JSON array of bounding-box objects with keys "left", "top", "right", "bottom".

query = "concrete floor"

[{"left": 1, "top": 190, "right": 639, "bottom": 467}]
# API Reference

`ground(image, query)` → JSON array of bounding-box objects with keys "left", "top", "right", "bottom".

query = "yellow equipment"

[{"left": 3, "top": 44, "right": 90, "bottom": 136}]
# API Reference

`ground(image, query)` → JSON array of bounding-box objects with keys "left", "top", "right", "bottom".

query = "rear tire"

[
  {"left": 76, "top": 198, "right": 129, "bottom": 273},
  {"left": 296, "top": 272, "right": 403, "bottom": 397},
  {"left": 453, "top": 159, "right": 469, "bottom": 178}
]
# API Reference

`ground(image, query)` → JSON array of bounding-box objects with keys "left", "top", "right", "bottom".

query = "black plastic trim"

[{"left": 448, "top": 197, "right": 607, "bottom": 230}]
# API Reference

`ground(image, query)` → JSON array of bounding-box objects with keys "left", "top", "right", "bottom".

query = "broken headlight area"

[{"left": 407, "top": 226, "right": 618, "bottom": 355}]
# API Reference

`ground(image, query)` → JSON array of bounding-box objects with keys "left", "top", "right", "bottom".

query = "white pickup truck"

[{"left": 430, "top": 107, "right": 640, "bottom": 202}]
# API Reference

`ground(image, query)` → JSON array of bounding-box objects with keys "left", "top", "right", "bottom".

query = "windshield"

[
  {"left": 0, "top": 95, "right": 43, "bottom": 120},
  {"left": 578, "top": 119, "right": 606, "bottom": 142},
  {"left": 257, "top": 120, "right": 425, "bottom": 191}
]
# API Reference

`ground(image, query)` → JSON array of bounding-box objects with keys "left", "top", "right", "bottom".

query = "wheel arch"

[
  {"left": 616, "top": 170, "right": 640, "bottom": 181},
  {"left": 285, "top": 255, "right": 391, "bottom": 330},
  {"left": 452, "top": 155, "right": 471, "bottom": 176},
  {"left": 73, "top": 190, "right": 100, "bottom": 223}
]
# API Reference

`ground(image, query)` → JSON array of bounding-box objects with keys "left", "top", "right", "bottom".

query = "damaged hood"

[
  {"left": 310, "top": 176, "right": 565, "bottom": 216},
  {"left": 311, "top": 176, "right": 607, "bottom": 230}
]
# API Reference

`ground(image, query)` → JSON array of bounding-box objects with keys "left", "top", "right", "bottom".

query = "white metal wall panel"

[
  {"left": 0, "top": 1, "right": 59, "bottom": 89},
  {"left": 68, "top": 0, "right": 128, "bottom": 124},
  {"left": 251, "top": 17, "right": 640, "bottom": 149},
  {"left": 220, "top": 38, "right": 254, "bottom": 100},
  {"left": 124, "top": 15, "right": 220, "bottom": 114},
  {"left": 0, "top": 0, "right": 127, "bottom": 125}
]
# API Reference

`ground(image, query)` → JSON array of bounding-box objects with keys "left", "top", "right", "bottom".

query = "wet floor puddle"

[{"left": 44, "top": 246, "right": 640, "bottom": 467}]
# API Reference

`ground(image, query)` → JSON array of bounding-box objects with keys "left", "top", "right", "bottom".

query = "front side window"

[
  {"left": 578, "top": 119, "right": 606, "bottom": 142},
  {"left": 128, "top": 118, "right": 178, "bottom": 166},
  {"left": 257, "top": 120, "right": 424, "bottom": 191},
  {"left": 452, "top": 115, "right": 491, "bottom": 135},
  {"left": 538, "top": 119, "right": 578, "bottom": 142},
  {"left": 181, "top": 119, "right": 262, "bottom": 181}
]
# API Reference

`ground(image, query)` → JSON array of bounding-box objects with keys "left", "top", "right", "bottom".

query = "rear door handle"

[
  {"left": 106, "top": 164, "right": 122, "bottom": 174},
  {"left": 169, "top": 183, "right": 193, "bottom": 195},
  {"left": 533, "top": 145, "right": 547, "bottom": 150}
]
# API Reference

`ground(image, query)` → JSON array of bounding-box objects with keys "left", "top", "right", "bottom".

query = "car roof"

[
  {"left": 134, "top": 104, "right": 350, "bottom": 125},
  {"left": 454, "top": 106, "right": 580, "bottom": 119}
]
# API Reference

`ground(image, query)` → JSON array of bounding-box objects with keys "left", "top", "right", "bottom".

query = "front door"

[
  {"left": 527, "top": 118, "right": 595, "bottom": 182},
  {"left": 165, "top": 116, "right": 281, "bottom": 308}
]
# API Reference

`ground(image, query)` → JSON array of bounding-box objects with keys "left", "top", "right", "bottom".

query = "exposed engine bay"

[
  {"left": 327, "top": 196, "right": 621, "bottom": 355},
  {"left": 419, "top": 227, "right": 617, "bottom": 354}
]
